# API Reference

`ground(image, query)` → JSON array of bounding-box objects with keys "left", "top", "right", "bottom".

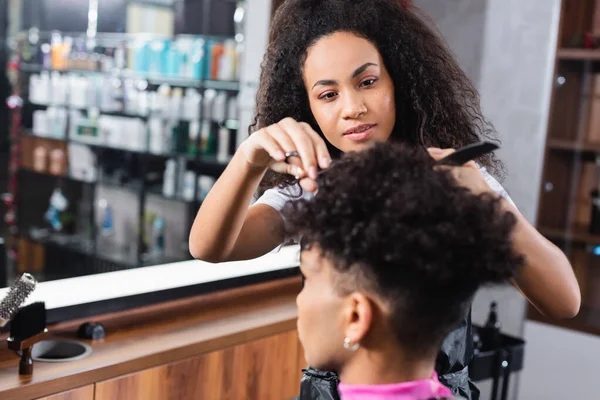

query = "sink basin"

[{"left": 28, "top": 339, "right": 93, "bottom": 362}]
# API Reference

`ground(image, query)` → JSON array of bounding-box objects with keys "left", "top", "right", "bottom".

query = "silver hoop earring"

[{"left": 344, "top": 337, "right": 359, "bottom": 351}]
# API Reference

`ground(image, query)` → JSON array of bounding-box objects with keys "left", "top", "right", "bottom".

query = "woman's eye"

[
  {"left": 319, "top": 92, "right": 338, "bottom": 100},
  {"left": 360, "top": 78, "right": 377, "bottom": 87}
]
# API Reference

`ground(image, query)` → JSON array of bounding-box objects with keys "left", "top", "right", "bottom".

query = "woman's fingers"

[
  {"left": 269, "top": 160, "right": 307, "bottom": 179},
  {"left": 427, "top": 147, "right": 455, "bottom": 162},
  {"left": 265, "top": 123, "right": 297, "bottom": 161},
  {"left": 254, "top": 130, "right": 286, "bottom": 162},
  {"left": 279, "top": 118, "right": 319, "bottom": 179},
  {"left": 299, "top": 177, "right": 318, "bottom": 193},
  {"left": 299, "top": 122, "right": 332, "bottom": 170},
  {"left": 257, "top": 118, "right": 331, "bottom": 186}
]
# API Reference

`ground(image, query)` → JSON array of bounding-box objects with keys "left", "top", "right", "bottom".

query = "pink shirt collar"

[{"left": 338, "top": 372, "right": 453, "bottom": 400}]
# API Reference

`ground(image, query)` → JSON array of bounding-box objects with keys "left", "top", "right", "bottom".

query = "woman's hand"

[
  {"left": 239, "top": 118, "right": 331, "bottom": 192},
  {"left": 427, "top": 147, "right": 493, "bottom": 195}
]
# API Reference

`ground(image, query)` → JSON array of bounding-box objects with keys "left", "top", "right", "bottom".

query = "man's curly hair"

[
  {"left": 284, "top": 143, "right": 523, "bottom": 354},
  {"left": 253, "top": 0, "right": 504, "bottom": 191}
]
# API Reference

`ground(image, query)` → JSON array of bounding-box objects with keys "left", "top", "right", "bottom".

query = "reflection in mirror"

[{"left": 1, "top": 0, "right": 246, "bottom": 286}]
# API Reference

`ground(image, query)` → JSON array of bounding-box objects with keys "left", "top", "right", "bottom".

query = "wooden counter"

[{"left": 0, "top": 276, "right": 305, "bottom": 400}]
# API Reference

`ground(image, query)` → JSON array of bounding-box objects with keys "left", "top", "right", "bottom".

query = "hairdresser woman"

[{"left": 189, "top": 0, "right": 580, "bottom": 397}]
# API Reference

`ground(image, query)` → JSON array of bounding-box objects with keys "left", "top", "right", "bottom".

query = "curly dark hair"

[
  {"left": 283, "top": 143, "right": 522, "bottom": 354},
  {"left": 253, "top": 0, "right": 504, "bottom": 191}
]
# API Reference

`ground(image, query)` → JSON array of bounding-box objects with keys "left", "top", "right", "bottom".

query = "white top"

[{"left": 254, "top": 166, "right": 516, "bottom": 247}]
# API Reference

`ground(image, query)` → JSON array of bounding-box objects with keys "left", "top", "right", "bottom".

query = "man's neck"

[{"left": 339, "top": 347, "right": 436, "bottom": 386}]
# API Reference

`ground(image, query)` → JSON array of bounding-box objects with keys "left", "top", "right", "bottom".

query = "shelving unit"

[
  {"left": 6, "top": 28, "right": 244, "bottom": 281},
  {"left": 532, "top": 0, "right": 600, "bottom": 332}
]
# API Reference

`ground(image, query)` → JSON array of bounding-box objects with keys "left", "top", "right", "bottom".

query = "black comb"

[
  {"left": 435, "top": 141, "right": 499, "bottom": 166},
  {"left": 290, "top": 140, "right": 500, "bottom": 185}
]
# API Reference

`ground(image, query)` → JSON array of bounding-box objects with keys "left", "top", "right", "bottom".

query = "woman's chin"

[{"left": 341, "top": 140, "right": 377, "bottom": 153}]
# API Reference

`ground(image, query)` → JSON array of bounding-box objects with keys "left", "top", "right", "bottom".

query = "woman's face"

[
  {"left": 303, "top": 31, "right": 396, "bottom": 153},
  {"left": 296, "top": 247, "right": 349, "bottom": 371}
]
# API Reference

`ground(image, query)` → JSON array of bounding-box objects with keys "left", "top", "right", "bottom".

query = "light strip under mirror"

[{"left": 0, "top": 245, "right": 300, "bottom": 311}]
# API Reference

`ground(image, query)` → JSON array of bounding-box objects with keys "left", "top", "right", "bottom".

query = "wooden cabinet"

[
  {"left": 95, "top": 330, "right": 301, "bottom": 400},
  {"left": 533, "top": 0, "right": 600, "bottom": 333},
  {"left": 36, "top": 385, "right": 94, "bottom": 400},
  {"left": 0, "top": 278, "right": 302, "bottom": 400}
]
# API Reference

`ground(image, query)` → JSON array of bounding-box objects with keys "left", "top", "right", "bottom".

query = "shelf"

[
  {"left": 547, "top": 139, "right": 600, "bottom": 153},
  {"left": 22, "top": 130, "right": 235, "bottom": 167},
  {"left": 203, "top": 79, "right": 240, "bottom": 92},
  {"left": 140, "top": 253, "right": 193, "bottom": 267},
  {"left": 146, "top": 185, "right": 197, "bottom": 204},
  {"left": 28, "top": 102, "right": 149, "bottom": 120},
  {"left": 69, "top": 139, "right": 148, "bottom": 154},
  {"left": 18, "top": 228, "right": 139, "bottom": 268},
  {"left": 539, "top": 225, "right": 600, "bottom": 246},
  {"left": 18, "top": 64, "right": 240, "bottom": 91},
  {"left": 21, "top": 131, "right": 66, "bottom": 142},
  {"left": 557, "top": 48, "right": 600, "bottom": 61},
  {"left": 21, "top": 166, "right": 186, "bottom": 200},
  {"left": 20, "top": 167, "right": 71, "bottom": 180},
  {"left": 18, "top": 227, "right": 192, "bottom": 269},
  {"left": 97, "top": 176, "right": 144, "bottom": 192}
]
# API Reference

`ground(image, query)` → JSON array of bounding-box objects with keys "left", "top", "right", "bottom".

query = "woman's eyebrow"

[
  {"left": 351, "top": 62, "right": 377, "bottom": 78},
  {"left": 311, "top": 62, "right": 378, "bottom": 89}
]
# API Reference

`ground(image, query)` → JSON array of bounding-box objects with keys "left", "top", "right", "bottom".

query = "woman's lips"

[{"left": 343, "top": 124, "right": 377, "bottom": 142}]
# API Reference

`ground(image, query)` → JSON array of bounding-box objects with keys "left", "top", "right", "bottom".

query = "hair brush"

[{"left": 0, "top": 273, "right": 37, "bottom": 328}]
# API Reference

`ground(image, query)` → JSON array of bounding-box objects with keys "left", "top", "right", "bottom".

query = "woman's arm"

[
  {"left": 189, "top": 151, "right": 285, "bottom": 262},
  {"left": 501, "top": 199, "right": 581, "bottom": 319},
  {"left": 427, "top": 147, "right": 581, "bottom": 319},
  {"left": 189, "top": 118, "right": 331, "bottom": 263}
]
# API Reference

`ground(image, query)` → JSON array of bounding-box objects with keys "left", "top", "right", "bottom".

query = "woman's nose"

[{"left": 341, "top": 92, "right": 367, "bottom": 119}]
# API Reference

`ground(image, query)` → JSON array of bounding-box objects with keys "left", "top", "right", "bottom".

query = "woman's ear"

[{"left": 343, "top": 292, "right": 374, "bottom": 346}]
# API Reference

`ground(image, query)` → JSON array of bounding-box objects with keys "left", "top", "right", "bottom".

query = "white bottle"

[
  {"left": 163, "top": 159, "right": 176, "bottom": 198},
  {"left": 212, "top": 91, "right": 227, "bottom": 122},
  {"left": 55, "top": 107, "right": 68, "bottom": 139},
  {"left": 189, "top": 119, "right": 200, "bottom": 155},
  {"left": 38, "top": 71, "right": 51, "bottom": 105},
  {"left": 157, "top": 84, "right": 172, "bottom": 117},
  {"left": 200, "top": 89, "right": 218, "bottom": 154},
  {"left": 227, "top": 94, "right": 238, "bottom": 121},
  {"left": 138, "top": 90, "right": 149, "bottom": 116},
  {"left": 29, "top": 74, "right": 41, "bottom": 105},
  {"left": 197, "top": 175, "right": 216, "bottom": 202},
  {"left": 203, "top": 89, "right": 217, "bottom": 120},
  {"left": 182, "top": 171, "right": 196, "bottom": 201},
  {"left": 149, "top": 117, "right": 165, "bottom": 154},
  {"left": 183, "top": 89, "right": 201, "bottom": 121},
  {"left": 69, "top": 75, "right": 88, "bottom": 109},
  {"left": 32, "top": 110, "right": 48, "bottom": 137},
  {"left": 170, "top": 87, "right": 183, "bottom": 121},
  {"left": 217, "top": 126, "right": 231, "bottom": 163},
  {"left": 50, "top": 71, "right": 63, "bottom": 105}
]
